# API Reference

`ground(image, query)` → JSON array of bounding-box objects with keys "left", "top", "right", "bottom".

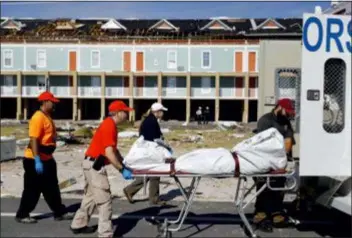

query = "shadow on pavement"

[{"left": 112, "top": 204, "right": 177, "bottom": 237}]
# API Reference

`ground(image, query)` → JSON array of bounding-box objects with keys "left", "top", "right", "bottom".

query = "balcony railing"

[
  {"left": 0, "top": 86, "right": 18, "bottom": 97},
  {"left": 162, "top": 87, "right": 187, "bottom": 98},
  {"left": 50, "top": 86, "right": 71, "bottom": 97},
  {"left": 248, "top": 88, "right": 258, "bottom": 99},
  {"left": 105, "top": 87, "right": 128, "bottom": 97},
  {"left": 134, "top": 87, "right": 158, "bottom": 98},
  {"left": 78, "top": 87, "right": 101, "bottom": 97},
  {"left": 22, "top": 86, "right": 45, "bottom": 97}
]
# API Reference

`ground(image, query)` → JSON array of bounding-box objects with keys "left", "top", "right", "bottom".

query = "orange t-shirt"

[
  {"left": 85, "top": 117, "right": 117, "bottom": 165},
  {"left": 24, "top": 110, "right": 56, "bottom": 161}
]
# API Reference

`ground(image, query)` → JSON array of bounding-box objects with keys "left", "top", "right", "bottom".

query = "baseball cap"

[
  {"left": 38, "top": 91, "right": 60, "bottom": 103},
  {"left": 151, "top": 102, "right": 168, "bottom": 112},
  {"left": 277, "top": 98, "right": 295, "bottom": 116},
  {"left": 108, "top": 100, "right": 134, "bottom": 113}
]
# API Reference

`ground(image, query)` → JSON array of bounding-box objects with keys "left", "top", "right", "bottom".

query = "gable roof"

[
  {"left": 101, "top": 19, "right": 126, "bottom": 30},
  {"left": 148, "top": 19, "right": 179, "bottom": 31},
  {"left": 200, "top": 19, "right": 232, "bottom": 31},
  {"left": 0, "top": 18, "right": 26, "bottom": 30},
  {"left": 255, "top": 18, "right": 286, "bottom": 30}
]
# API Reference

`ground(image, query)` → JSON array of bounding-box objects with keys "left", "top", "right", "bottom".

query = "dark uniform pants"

[
  {"left": 124, "top": 177, "right": 160, "bottom": 203},
  {"left": 16, "top": 158, "right": 66, "bottom": 219},
  {"left": 254, "top": 177, "right": 286, "bottom": 215}
]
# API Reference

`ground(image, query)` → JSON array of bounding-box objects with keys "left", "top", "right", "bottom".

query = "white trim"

[
  {"left": 135, "top": 50, "right": 145, "bottom": 72},
  {"left": 0, "top": 44, "right": 259, "bottom": 49},
  {"left": 68, "top": 50, "right": 77, "bottom": 71},
  {"left": 23, "top": 44, "right": 26, "bottom": 70},
  {"left": 148, "top": 19, "right": 178, "bottom": 31},
  {"left": 90, "top": 50, "right": 100, "bottom": 68},
  {"left": 243, "top": 46, "right": 248, "bottom": 72},
  {"left": 167, "top": 50, "right": 177, "bottom": 69},
  {"left": 201, "top": 50, "right": 211, "bottom": 69},
  {"left": 36, "top": 49, "right": 46, "bottom": 68},
  {"left": 255, "top": 18, "right": 286, "bottom": 30},
  {"left": 122, "top": 50, "right": 131, "bottom": 71},
  {"left": 200, "top": 19, "right": 232, "bottom": 31},
  {"left": 2, "top": 49, "right": 13, "bottom": 68},
  {"left": 101, "top": 19, "right": 126, "bottom": 30}
]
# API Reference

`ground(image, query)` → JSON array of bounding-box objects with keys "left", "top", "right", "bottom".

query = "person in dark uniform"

[
  {"left": 204, "top": 106, "right": 210, "bottom": 124},
  {"left": 253, "top": 98, "right": 296, "bottom": 232},
  {"left": 123, "top": 102, "right": 168, "bottom": 205}
]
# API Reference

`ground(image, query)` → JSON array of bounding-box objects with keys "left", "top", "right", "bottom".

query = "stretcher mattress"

[{"left": 124, "top": 128, "right": 287, "bottom": 175}]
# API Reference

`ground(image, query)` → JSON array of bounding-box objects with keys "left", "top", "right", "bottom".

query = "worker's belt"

[
  {"left": 28, "top": 143, "right": 56, "bottom": 155},
  {"left": 231, "top": 152, "right": 240, "bottom": 177},
  {"left": 84, "top": 156, "right": 95, "bottom": 162}
]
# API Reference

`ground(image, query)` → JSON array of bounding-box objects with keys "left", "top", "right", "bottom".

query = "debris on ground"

[
  {"left": 118, "top": 131, "right": 139, "bottom": 139},
  {"left": 232, "top": 134, "right": 246, "bottom": 138},
  {"left": 182, "top": 135, "right": 204, "bottom": 143},
  {"left": 16, "top": 138, "right": 30, "bottom": 146}
]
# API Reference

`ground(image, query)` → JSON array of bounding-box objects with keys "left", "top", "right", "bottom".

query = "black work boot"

[{"left": 70, "top": 226, "right": 97, "bottom": 234}]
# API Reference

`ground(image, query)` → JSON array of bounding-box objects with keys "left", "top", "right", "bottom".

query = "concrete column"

[
  {"left": 16, "top": 72, "right": 22, "bottom": 120},
  {"left": 78, "top": 99, "right": 82, "bottom": 121},
  {"left": 242, "top": 73, "right": 250, "bottom": 123},
  {"left": 157, "top": 72, "right": 162, "bottom": 103},
  {"left": 100, "top": 72, "right": 106, "bottom": 120},
  {"left": 72, "top": 72, "right": 78, "bottom": 121},
  {"left": 128, "top": 72, "right": 134, "bottom": 122},
  {"left": 186, "top": 73, "right": 191, "bottom": 123},
  {"left": 23, "top": 98, "right": 28, "bottom": 120},
  {"left": 215, "top": 73, "right": 220, "bottom": 123}
]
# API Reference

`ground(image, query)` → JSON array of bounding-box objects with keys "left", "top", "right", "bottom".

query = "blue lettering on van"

[
  {"left": 303, "top": 16, "right": 352, "bottom": 53},
  {"left": 326, "top": 18, "right": 344, "bottom": 53},
  {"left": 347, "top": 20, "right": 352, "bottom": 53},
  {"left": 303, "top": 17, "right": 323, "bottom": 52}
]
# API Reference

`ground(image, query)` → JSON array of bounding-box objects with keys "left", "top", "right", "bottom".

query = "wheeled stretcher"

[{"left": 132, "top": 158, "right": 298, "bottom": 238}]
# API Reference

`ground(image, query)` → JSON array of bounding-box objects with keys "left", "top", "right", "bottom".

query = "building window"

[
  {"left": 4, "top": 75, "right": 14, "bottom": 86},
  {"left": 201, "top": 51, "right": 211, "bottom": 68},
  {"left": 322, "top": 58, "right": 346, "bottom": 133},
  {"left": 37, "top": 50, "right": 46, "bottom": 68},
  {"left": 3, "top": 50, "right": 13, "bottom": 68},
  {"left": 167, "top": 50, "right": 177, "bottom": 69},
  {"left": 91, "top": 50, "right": 100, "bottom": 68},
  {"left": 92, "top": 76, "right": 100, "bottom": 87},
  {"left": 201, "top": 76, "right": 211, "bottom": 94},
  {"left": 37, "top": 76, "right": 46, "bottom": 92},
  {"left": 166, "top": 76, "right": 177, "bottom": 93}
]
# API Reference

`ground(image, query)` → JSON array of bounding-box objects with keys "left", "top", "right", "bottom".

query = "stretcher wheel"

[{"left": 156, "top": 231, "right": 172, "bottom": 238}]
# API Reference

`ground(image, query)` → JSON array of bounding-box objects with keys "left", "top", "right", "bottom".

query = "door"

[
  {"left": 136, "top": 52, "right": 144, "bottom": 72},
  {"left": 235, "top": 52, "right": 243, "bottom": 72},
  {"left": 248, "top": 52, "right": 256, "bottom": 72},
  {"left": 299, "top": 14, "right": 351, "bottom": 177},
  {"left": 123, "top": 51, "right": 131, "bottom": 71},
  {"left": 69, "top": 51, "right": 77, "bottom": 71}
]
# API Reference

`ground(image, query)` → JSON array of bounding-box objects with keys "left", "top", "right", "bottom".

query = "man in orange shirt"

[
  {"left": 70, "top": 100, "right": 134, "bottom": 237},
  {"left": 15, "top": 91, "right": 74, "bottom": 223}
]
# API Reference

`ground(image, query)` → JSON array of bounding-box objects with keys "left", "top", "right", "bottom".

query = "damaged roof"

[{"left": 0, "top": 17, "right": 303, "bottom": 41}]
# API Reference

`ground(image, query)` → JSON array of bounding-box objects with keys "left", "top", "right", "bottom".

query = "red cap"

[
  {"left": 108, "top": 100, "right": 134, "bottom": 113},
  {"left": 38, "top": 91, "right": 59, "bottom": 103},
  {"left": 277, "top": 98, "right": 295, "bottom": 116}
]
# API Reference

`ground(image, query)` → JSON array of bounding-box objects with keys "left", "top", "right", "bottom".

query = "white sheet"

[{"left": 124, "top": 128, "right": 287, "bottom": 175}]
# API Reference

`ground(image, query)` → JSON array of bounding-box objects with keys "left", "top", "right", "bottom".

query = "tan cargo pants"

[{"left": 71, "top": 159, "right": 113, "bottom": 237}]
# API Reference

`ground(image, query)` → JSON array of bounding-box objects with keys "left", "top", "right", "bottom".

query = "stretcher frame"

[{"left": 132, "top": 168, "right": 298, "bottom": 238}]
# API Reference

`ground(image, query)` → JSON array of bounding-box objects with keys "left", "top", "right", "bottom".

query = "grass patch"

[{"left": 0, "top": 126, "right": 28, "bottom": 140}]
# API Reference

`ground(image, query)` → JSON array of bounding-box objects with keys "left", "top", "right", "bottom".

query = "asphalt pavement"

[{"left": 1, "top": 198, "right": 350, "bottom": 237}]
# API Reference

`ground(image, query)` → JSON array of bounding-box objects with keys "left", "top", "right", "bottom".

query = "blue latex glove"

[
  {"left": 34, "top": 155, "right": 43, "bottom": 174},
  {"left": 122, "top": 168, "right": 133, "bottom": 180}
]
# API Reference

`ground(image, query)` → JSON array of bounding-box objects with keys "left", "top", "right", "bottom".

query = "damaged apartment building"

[{"left": 0, "top": 17, "right": 303, "bottom": 122}]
